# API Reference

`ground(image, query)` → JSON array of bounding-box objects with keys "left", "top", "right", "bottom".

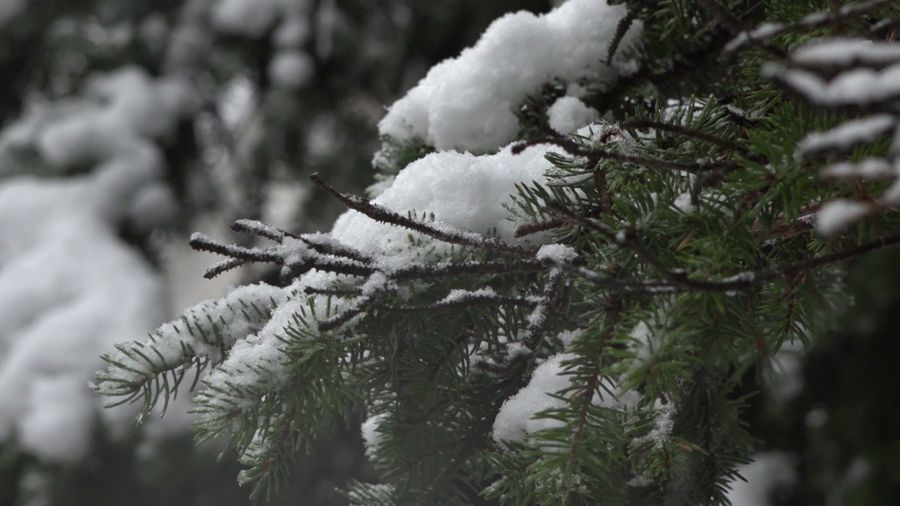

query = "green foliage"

[{"left": 91, "top": 0, "right": 900, "bottom": 504}]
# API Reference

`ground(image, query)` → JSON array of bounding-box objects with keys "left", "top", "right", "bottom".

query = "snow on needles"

[
  {"left": 174, "top": 142, "right": 565, "bottom": 421},
  {"left": 492, "top": 353, "right": 640, "bottom": 443},
  {"left": 331, "top": 143, "right": 560, "bottom": 260},
  {"left": 378, "top": 0, "right": 641, "bottom": 153}
]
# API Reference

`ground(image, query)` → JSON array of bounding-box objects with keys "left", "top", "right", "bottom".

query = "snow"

[
  {"left": 361, "top": 412, "right": 387, "bottom": 458},
  {"left": 269, "top": 50, "right": 314, "bottom": 90},
  {"left": 556, "top": 329, "right": 583, "bottom": 349},
  {"left": 212, "top": 0, "right": 280, "bottom": 37},
  {"left": 725, "top": 22, "right": 782, "bottom": 52},
  {"left": 0, "top": 66, "right": 200, "bottom": 462},
  {"left": 331, "top": 143, "right": 561, "bottom": 257},
  {"left": 492, "top": 354, "right": 575, "bottom": 442},
  {"left": 672, "top": 192, "right": 696, "bottom": 214},
  {"left": 762, "top": 339, "right": 806, "bottom": 405},
  {"left": 536, "top": 243, "right": 579, "bottom": 264},
  {"left": 798, "top": 114, "right": 895, "bottom": 155},
  {"left": 22, "top": 67, "right": 195, "bottom": 168},
  {"left": 792, "top": 38, "right": 900, "bottom": 67},
  {"left": 275, "top": 17, "right": 311, "bottom": 48},
  {"left": 0, "top": 0, "right": 26, "bottom": 26},
  {"left": 0, "top": 166, "right": 169, "bottom": 462},
  {"left": 547, "top": 96, "right": 600, "bottom": 135},
  {"left": 767, "top": 63, "right": 900, "bottom": 107},
  {"left": 180, "top": 141, "right": 567, "bottom": 416},
  {"left": 378, "top": 0, "right": 641, "bottom": 153},
  {"left": 816, "top": 199, "right": 871, "bottom": 236},
  {"left": 360, "top": 272, "right": 389, "bottom": 297},
  {"left": 726, "top": 453, "right": 796, "bottom": 506},
  {"left": 97, "top": 282, "right": 287, "bottom": 392},
  {"left": 492, "top": 353, "right": 640, "bottom": 443},
  {"left": 821, "top": 158, "right": 896, "bottom": 179},
  {"left": 442, "top": 287, "right": 498, "bottom": 303}
]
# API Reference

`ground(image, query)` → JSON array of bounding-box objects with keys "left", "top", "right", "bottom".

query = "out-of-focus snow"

[
  {"left": 816, "top": 199, "right": 872, "bottom": 236},
  {"left": 0, "top": 0, "right": 26, "bottom": 27},
  {"left": 0, "top": 67, "right": 200, "bottom": 462},
  {"left": 726, "top": 453, "right": 796, "bottom": 506},
  {"left": 0, "top": 165, "right": 168, "bottom": 462},
  {"left": 378, "top": 0, "right": 641, "bottom": 153},
  {"left": 269, "top": 50, "right": 314, "bottom": 90}
]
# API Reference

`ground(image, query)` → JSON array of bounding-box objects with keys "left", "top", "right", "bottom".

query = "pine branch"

[
  {"left": 311, "top": 173, "right": 533, "bottom": 257},
  {"left": 513, "top": 137, "right": 740, "bottom": 175},
  {"left": 621, "top": 118, "right": 748, "bottom": 153},
  {"left": 726, "top": 0, "right": 893, "bottom": 53}
]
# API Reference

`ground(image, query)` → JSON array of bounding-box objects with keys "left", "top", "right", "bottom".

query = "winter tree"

[
  {"left": 93, "top": 0, "right": 900, "bottom": 504},
  {"left": 15, "top": 0, "right": 900, "bottom": 504}
]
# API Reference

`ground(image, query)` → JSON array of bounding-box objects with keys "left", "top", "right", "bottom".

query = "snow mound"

[
  {"left": 547, "top": 96, "right": 600, "bottom": 135},
  {"left": 378, "top": 0, "right": 641, "bottom": 153}
]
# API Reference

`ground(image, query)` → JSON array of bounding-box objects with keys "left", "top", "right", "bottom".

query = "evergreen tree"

[
  {"left": 0, "top": 1, "right": 553, "bottom": 504},
  {"left": 90, "top": 0, "right": 900, "bottom": 504}
]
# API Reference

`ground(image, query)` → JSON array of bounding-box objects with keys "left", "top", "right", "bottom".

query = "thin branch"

[
  {"left": 621, "top": 119, "right": 748, "bottom": 153},
  {"left": 374, "top": 293, "right": 538, "bottom": 313},
  {"left": 521, "top": 268, "right": 567, "bottom": 351},
  {"left": 514, "top": 218, "right": 567, "bottom": 238},
  {"left": 190, "top": 233, "right": 281, "bottom": 263},
  {"left": 726, "top": 0, "right": 893, "bottom": 53},
  {"left": 513, "top": 137, "right": 739, "bottom": 175},
  {"left": 311, "top": 173, "right": 533, "bottom": 257}
]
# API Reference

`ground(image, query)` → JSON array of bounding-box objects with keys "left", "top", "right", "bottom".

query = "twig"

[
  {"left": 621, "top": 119, "right": 748, "bottom": 153},
  {"left": 311, "top": 173, "right": 533, "bottom": 257}
]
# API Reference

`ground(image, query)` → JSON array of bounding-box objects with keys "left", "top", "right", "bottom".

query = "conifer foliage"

[{"left": 95, "top": 0, "right": 900, "bottom": 503}]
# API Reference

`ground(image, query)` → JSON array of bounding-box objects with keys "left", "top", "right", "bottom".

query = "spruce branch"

[
  {"left": 311, "top": 173, "right": 533, "bottom": 257},
  {"left": 563, "top": 297, "right": 623, "bottom": 502},
  {"left": 621, "top": 118, "right": 748, "bottom": 153},
  {"left": 726, "top": 0, "right": 893, "bottom": 53},
  {"left": 512, "top": 137, "right": 740, "bottom": 175}
]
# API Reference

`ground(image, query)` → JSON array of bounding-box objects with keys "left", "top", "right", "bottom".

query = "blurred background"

[{"left": 0, "top": 1, "right": 554, "bottom": 504}]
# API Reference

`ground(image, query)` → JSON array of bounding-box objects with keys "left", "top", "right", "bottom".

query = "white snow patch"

[
  {"left": 492, "top": 353, "right": 640, "bottom": 443},
  {"left": 672, "top": 192, "right": 696, "bottom": 214},
  {"left": 792, "top": 38, "right": 900, "bottom": 67},
  {"left": 547, "top": 96, "right": 600, "bottom": 136},
  {"left": 798, "top": 114, "right": 895, "bottom": 155},
  {"left": 269, "top": 50, "right": 314, "bottom": 90},
  {"left": 0, "top": 166, "right": 168, "bottom": 462},
  {"left": 816, "top": 199, "right": 871, "bottom": 236},
  {"left": 212, "top": 0, "right": 280, "bottom": 37},
  {"left": 0, "top": 66, "right": 199, "bottom": 462},
  {"left": 821, "top": 158, "right": 896, "bottom": 179},
  {"left": 0, "top": 0, "right": 26, "bottom": 26},
  {"left": 331, "top": 143, "right": 560, "bottom": 258},
  {"left": 726, "top": 453, "right": 796, "bottom": 506},
  {"left": 768, "top": 63, "right": 900, "bottom": 107},
  {"left": 378, "top": 0, "right": 641, "bottom": 153},
  {"left": 361, "top": 412, "right": 387, "bottom": 459},
  {"left": 536, "top": 243, "right": 578, "bottom": 264}
]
